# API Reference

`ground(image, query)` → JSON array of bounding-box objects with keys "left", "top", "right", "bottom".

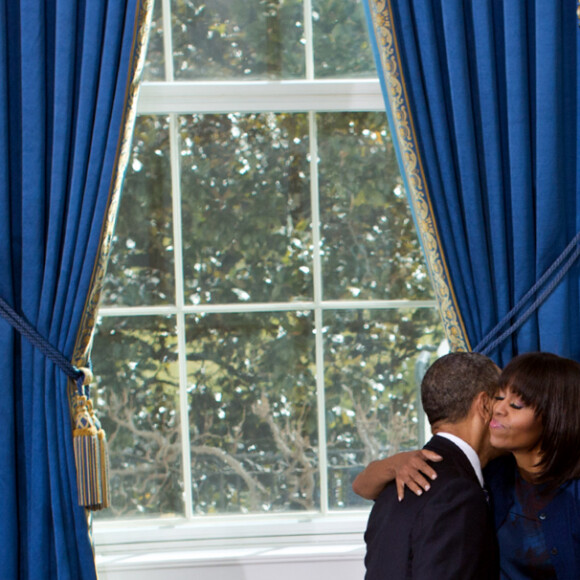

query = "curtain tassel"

[
  {"left": 73, "top": 368, "right": 111, "bottom": 510},
  {"left": 72, "top": 393, "right": 103, "bottom": 508}
]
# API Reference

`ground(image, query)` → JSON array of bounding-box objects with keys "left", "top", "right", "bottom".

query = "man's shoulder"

[{"left": 371, "top": 436, "right": 481, "bottom": 516}]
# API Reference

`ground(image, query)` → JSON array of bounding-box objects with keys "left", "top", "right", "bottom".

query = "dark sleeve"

[{"left": 410, "top": 479, "right": 496, "bottom": 580}]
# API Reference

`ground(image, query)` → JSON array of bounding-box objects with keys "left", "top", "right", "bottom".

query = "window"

[{"left": 93, "top": 0, "right": 444, "bottom": 528}]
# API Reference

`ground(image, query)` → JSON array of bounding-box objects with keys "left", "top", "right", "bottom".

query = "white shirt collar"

[{"left": 436, "top": 432, "right": 485, "bottom": 487}]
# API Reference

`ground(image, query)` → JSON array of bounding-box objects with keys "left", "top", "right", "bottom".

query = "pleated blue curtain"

[
  {"left": 0, "top": 1, "right": 151, "bottom": 578},
  {"left": 365, "top": 0, "right": 580, "bottom": 366}
]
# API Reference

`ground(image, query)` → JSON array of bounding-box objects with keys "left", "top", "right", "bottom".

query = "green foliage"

[
  {"left": 312, "top": 0, "right": 376, "bottom": 78},
  {"left": 143, "top": 0, "right": 165, "bottom": 80},
  {"left": 171, "top": 0, "right": 306, "bottom": 80},
  {"left": 93, "top": 316, "right": 184, "bottom": 517},
  {"left": 102, "top": 116, "right": 174, "bottom": 307},
  {"left": 186, "top": 311, "right": 318, "bottom": 512},
  {"left": 152, "top": 0, "right": 376, "bottom": 80},
  {"left": 180, "top": 112, "right": 312, "bottom": 305},
  {"left": 317, "top": 113, "right": 434, "bottom": 300}
]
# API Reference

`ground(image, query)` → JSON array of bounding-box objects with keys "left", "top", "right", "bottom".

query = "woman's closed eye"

[{"left": 494, "top": 392, "right": 526, "bottom": 410}]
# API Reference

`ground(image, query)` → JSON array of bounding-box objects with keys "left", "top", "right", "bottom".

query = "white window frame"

[{"left": 94, "top": 0, "right": 438, "bottom": 566}]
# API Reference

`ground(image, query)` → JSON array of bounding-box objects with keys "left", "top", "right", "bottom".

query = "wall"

[
  {"left": 97, "top": 544, "right": 365, "bottom": 580},
  {"left": 95, "top": 515, "right": 368, "bottom": 580}
]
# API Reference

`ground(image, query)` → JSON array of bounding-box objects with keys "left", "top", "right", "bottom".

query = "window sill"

[{"left": 94, "top": 510, "right": 370, "bottom": 548}]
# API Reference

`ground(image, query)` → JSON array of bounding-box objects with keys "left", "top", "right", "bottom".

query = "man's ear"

[{"left": 475, "top": 391, "right": 493, "bottom": 421}]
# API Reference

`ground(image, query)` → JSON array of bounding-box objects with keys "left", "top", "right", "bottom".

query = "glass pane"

[
  {"left": 143, "top": 0, "right": 165, "bottom": 81},
  {"left": 324, "top": 307, "right": 445, "bottom": 509},
  {"left": 312, "top": 0, "right": 376, "bottom": 78},
  {"left": 101, "top": 116, "right": 175, "bottom": 307},
  {"left": 172, "top": 0, "right": 305, "bottom": 80},
  {"left": 92, "top": 315, "right": 183, "bottom": 519},
  {"left": 185, "top": 311, "right": 317, "bottom": 514},
  {"left": 317, "top": 112, "right": 434, "bottom": 301},
  {"left": 179, "top": 113, "right": 312, "bottom": 305}
]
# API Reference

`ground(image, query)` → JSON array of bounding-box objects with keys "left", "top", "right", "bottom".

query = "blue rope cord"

[
  {"left": 475, "top": 230, "right": 580, "bottom": 353},
  {"left": 475, "top": 233, "right": 580, "bottom": 355},
  {"left": 0, "top": 295, "right": 85, "bottom": 385}
]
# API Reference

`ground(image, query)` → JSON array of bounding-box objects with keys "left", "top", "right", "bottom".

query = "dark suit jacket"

[{"left": 364, "top": 435, "right": 499, "bottom": 579}]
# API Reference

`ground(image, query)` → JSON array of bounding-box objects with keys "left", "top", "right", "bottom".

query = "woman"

[{"left": 353, "top": 352, "right": 580, "bottom": 580}]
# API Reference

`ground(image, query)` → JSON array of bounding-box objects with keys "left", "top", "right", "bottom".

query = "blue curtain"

[
  {"left": 0, "top": 1, "right": 150, "bottom": 578},
  {"left": 365, "top": 0, "right": 580, "bottom": 366}
]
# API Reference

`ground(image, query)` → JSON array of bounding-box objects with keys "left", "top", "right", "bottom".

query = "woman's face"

[{"left": 489, "top": 387, "right": 543, "bottom": 454}]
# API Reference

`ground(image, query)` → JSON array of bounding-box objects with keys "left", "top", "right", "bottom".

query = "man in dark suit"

[{"left": 364, "top": 352, "right": 500, "bottom": 579}]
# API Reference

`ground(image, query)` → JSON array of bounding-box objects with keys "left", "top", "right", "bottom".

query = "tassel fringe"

[
  {"left": 72, "top": 369, "right": 111, "bottom": 510},
  {"left": 90, "top": 401, "right": 111, "bottom": 510}
]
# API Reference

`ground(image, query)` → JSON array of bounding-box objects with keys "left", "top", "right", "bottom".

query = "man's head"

[{"left": 421, "top": 352, "right": 499, "bottom": 428}]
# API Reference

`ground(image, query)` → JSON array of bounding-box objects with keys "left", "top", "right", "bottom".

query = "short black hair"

[
  {"left": 499, "top": 352, "right": 580, "bottom": 488},
  {"left": 421, "top": 352, "right": 499, "bottom": 426}
]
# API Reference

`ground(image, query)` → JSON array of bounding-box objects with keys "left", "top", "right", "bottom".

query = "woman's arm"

[{"left": 352, "top": 449, "right": 443, "bottom": 501}]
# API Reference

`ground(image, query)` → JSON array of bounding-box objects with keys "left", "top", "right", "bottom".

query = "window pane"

[
  {"left": 92, "top": 316, "right": 183, "bottom": 519},
  {"left": 172, "top": 0, "right": 306, "bottom": 80},
  {"left": 312, "top": 0, "right": 376, "bottom": 78},
  {"left": 101, "top": 116, "right": 175, "bottom": 307},
  {"left": 323, "top": 307, "right": 445, "bottom": 510},
  {"left": 185, "top": 311, "right": 317, "bottom": 514},
  {"left": 143, "top": 0, "right": 165, "bottom": 81},
  {"left": 179, "top": 113, "right": 312, "bottom": 305},
  {"left": 317, "top": 112, "right": 434, "bottom": 301}
]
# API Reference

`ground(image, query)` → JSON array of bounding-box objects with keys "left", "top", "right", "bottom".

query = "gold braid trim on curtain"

[
  {"left": 66, "top": 0, "right": 154, "bottom": 516},
  {"left": 367, "top": 0, "right": 469, "bottom": 352},
  {"left": 72, "top": 0, "right": 154, "bottom": 368}
]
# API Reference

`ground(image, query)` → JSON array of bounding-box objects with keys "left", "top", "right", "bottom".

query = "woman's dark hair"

[{"left": 499, "top": 351, "right": 580, "bottom": 488}]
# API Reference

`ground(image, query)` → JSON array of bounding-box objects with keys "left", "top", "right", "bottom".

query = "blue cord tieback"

[
  {"left": 0, "top": 295, "right": 86, "bottom": 390},
  {"left": 475, "top": 231, "right": 580, "bottom": 355}
]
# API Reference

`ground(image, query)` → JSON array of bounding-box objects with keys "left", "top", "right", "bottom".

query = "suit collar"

[{"left": 432, "top": 433, "right": 485, "bottom": 487}]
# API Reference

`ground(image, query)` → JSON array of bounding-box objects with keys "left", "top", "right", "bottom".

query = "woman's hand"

[
  {"left": 352, "top": 449, "right": 442, "bottom": 501},
  {"left": 392, "top": 449, "right": 442, "bottom": 500}
]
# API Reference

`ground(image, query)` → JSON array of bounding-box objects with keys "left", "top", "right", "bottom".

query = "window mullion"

[
  {"left": 309, "top": 110, "right": 329, "bottom": 515},
  {"left": 304, "top": 0, "right": 315, "bottom": 80},
  {"left": 161, "top": 0, "right": 174, "bottom": 81},
  {"left": 163, "top": 0, "right": 193, "bottom": 522},
  {"left": 169, "top": 112, "right": 194, "bottom": 520}
]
